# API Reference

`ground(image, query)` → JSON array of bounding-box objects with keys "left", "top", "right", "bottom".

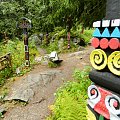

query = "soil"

[{"left": 1, "top": 45, "right": 94, "bottom": 120}]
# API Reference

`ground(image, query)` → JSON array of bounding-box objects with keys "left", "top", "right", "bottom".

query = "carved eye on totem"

[
  {"left": 90, "top": 49, "right": 107, "bottom": 71},
  {"left": 88, "top": 85, "right": 100, "bottom": 100},
  {"left": 105, "top": 95, "right": 120, "bottom": 115}
]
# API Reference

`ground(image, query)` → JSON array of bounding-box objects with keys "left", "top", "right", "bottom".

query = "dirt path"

[{"left": 2, "top": 46, "right": 94, "bottom": 120}]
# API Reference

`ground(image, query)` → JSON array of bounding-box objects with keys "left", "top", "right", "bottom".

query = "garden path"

[{"left": 2, "top": 45, "right": 94, "bottom": 120}]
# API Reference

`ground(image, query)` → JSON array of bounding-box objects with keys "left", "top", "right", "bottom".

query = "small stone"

[
  {"left": 16, "top": 67, "right": 21, "bottom": 74},
  {"left": 79, "top": 57, "right": 83, "bottom": 59},
  {"left": 35, "top": 56, "right": 42, "bottom": 63}
]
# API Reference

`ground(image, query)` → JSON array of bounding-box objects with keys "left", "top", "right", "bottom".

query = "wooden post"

[
  {"left": 67, "top": 32, "right": 70, "bottom": 49},
  {"left": 17, "top": 17, "right": 32, "bottom": 67}
]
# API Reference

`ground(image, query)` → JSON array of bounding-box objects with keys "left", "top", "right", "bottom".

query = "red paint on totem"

[
  {"left": 91, "top": 89, "right": 96, "bottom": 95},
  {"left": 94, "top": 87, "right": 112, "bottom": 119},
  {"left": 67, "top": 32, "right": 70, "bottom": 49},
  {"left": 109, "top": 38, "right": 119, "bottom": 50},
  {"left": 67, "top": 32, "right": 70, "bottom": 40},
  {"left": 91, "top": 38, "right": 100, "bottom": 48},
  {"left": 113, "top": 101, "right": 118, "bottom": 108},
  {"left": 100, "top": 38, "right": 109, "bottom": 49}
]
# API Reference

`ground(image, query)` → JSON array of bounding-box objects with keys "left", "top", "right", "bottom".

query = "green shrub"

[
  {"left": 0, "top": 67, "right": 12, "bottom": 86},
  {"left": 71, "top": 27, "right": 94, "bottom": 45},
  {"left": 73, "top": 66, "right": 91, "bottom": 80},
  {"left": 0, "top": 39, "right": 39, "bottom": 85},
  {"left": 81, "top": 29, "right": 94, "bottom": 44},
  {"left": 42, "top": 26, "right": 93, "bottom": 54},
  {"left": 45, "top": 40, "right": 59, "bottom": 54},
  {"left": 48, "top": 61, "right": 58, "bottom": 68},
  {"left": 50, "top": 27, "right": 66, "bottom": 40},
  {"left": 47, "top": 67, "right": 91, "bottom": 120}
]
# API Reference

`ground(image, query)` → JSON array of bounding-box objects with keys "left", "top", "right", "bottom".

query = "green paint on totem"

[{"left": 99, "top": 115, "right": 104, "bottom": 120}]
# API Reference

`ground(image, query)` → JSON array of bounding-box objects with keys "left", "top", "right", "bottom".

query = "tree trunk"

[{"left": 80, "top": 26, "right": 84, "bottom": 34}]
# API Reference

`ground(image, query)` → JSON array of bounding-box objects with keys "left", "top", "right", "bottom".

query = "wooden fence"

[{"left": 0, "top": 53, "right": 12, "bottom": 71}]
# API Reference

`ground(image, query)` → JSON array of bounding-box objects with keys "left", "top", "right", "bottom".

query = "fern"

[{"left": 47, "top": 67, "right": 91, "bottom": 120}]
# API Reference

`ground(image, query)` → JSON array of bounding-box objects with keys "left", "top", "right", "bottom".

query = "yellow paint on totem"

[
  {"left": 108, "top": 51, "right": 120, "bottom": 76},
  {"left": 90, "top": 49, "right": 107, "bottom": 70},
  {"left": 86, "top": 106, "right": 96, "bottom": 120}
]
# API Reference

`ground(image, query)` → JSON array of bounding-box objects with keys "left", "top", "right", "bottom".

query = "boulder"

[{"left": 4, "top": 70, "right": 62, "bottom": 102}]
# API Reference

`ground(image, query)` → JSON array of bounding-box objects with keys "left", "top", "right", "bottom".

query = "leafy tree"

[
  {"left": 81, "top": 0, "right": 107, "bottom": 28},
  {"left": 0, "top": 0, "right": 107, "bottom": 40},
  {"left": 0, "top": 1, "right": 20, "bottom": 39},
  {"left": 49, "top": 0, "right": 84, "bottom": 31},
  {"left": 49, "top": 0, "right": 107, "bottom": 29}
]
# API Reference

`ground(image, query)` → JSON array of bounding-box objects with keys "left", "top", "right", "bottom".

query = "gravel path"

[{"left": 2, "top": 46, "right": 94, "bottom": 120}]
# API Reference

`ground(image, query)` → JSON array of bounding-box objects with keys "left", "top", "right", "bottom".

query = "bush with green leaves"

[
  {"left": 0, "top": 38, "right": 39, "bottom": 85},
  {"left": 0, "top": 67, "right": 12, "bottom": 86},
  {"left": 45, "top": 40, "right": 59, "bottom": 54},
  {"left": 48, "top": 61, "right": 58, "bottom": 68},
  {"left": 42, "top": 26, "right": 93, "bottom": 54},
  {"left": 47, "top": 67, "right": 91, "bottom": 120},
  {"left": 0, "top": 0, "right": 106, "bottom": 40}
]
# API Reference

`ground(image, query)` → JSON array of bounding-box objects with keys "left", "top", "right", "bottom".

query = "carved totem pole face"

[
  {"left": 91, "top": 20, "right": 120, "bottom": 76},
  {"left": 87, "top": 0, "right": 120, "bottom": 120}
]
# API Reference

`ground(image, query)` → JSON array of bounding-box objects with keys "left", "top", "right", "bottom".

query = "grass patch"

[{"left": 47, "top": 66, "right": 91, "bottom": 120}]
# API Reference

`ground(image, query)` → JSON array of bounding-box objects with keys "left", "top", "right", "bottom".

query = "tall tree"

[
  {"left": 81, "top": 0, "right": 107, "bottom": 28},
  {"left": 0, "top": 0, "right": 107, "bottom": 40},
  {"left": 0, "top": 1, "right": 20, "bottom": 39},
  {"left": 49, "top": 0, "right": 84, "bottom": 29}
]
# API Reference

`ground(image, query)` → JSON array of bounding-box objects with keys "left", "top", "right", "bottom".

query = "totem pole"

[
  {"left": 17, "top": 17, "right": 32, "bottom": 67},
  {"left": 87, "top": 0, "right": 120, "bottom": 120},
  {"left": 66, "top": 16, "right": 72, "bottom": 49}
]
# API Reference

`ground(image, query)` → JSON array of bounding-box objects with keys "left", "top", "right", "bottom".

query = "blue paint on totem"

[
  {"left": 93, "top": 28, "right": 101, "bottom": 37},
  {"left": 101, "top": 28, "right": 110, "bottom": 37},
  {"left": 111, "top": 27, "right": 120, "bottom": 38}
]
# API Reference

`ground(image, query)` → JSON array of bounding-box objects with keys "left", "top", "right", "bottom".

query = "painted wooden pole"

[
  {"left": 23, "top": 28, "right": 30, "bottom": 66},
  {"left": 17, "top": 17, "right": 32, "bottom": 67},
  {"left": 87, "top": 0, "right": 120, "bottom": 119},
  {"left": 67, "top": 32, "right": 70, "bottom": 49},
  {"left": 66, "top": 16, "right": 72, "bottom": 49}
]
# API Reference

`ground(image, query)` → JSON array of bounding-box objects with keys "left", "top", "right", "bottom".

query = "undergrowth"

[
  {"left": 42, "top": 26, "right": 93, "bottom": 54},
  {"left": 47, "top": 66, "right": 91, "bottom": 120},
  {"left": 0, "top": 39, "right": 39, "bottom": 86},
  {"left": 48, "top": 61, "right": 59, "bottom": 68}
]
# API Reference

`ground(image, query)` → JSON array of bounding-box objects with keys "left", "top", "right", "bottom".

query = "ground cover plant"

[{"left": 47, "top": 66, "right": 91, "bottom": 120}]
